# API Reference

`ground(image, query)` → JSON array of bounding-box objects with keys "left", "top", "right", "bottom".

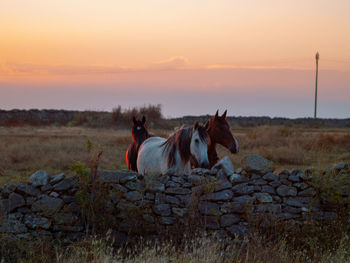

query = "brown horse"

[
  {"left": 192, "top": 110, "right": 239, "bottom": 168},
  {"left": 126, "top": 116, "right": 151, "bottom": 171}
]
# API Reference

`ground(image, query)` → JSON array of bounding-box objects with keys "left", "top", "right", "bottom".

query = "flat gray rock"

[
  {"left": 165, "top": 195, "right": 180, "bottom": 206},
  {"left": 146, "top": 183, "right": 165, "bottom": 193},
  {"left": 298, "top": 187, "right": 316, "bottom": 197},
  {"left": 288, "top": 175, "right": 301, "bottom": 182},
  {"left": 283, "top": 197, "right": 311, "bottom": 208},
  {"left": 171, "top": 176, "right": 185, "bottom": 184},
  {"left": 214, "top": 180, "right": 232, "bottom": 191},
  {"left": 220, "top": 214, "right": 240, "bottom": 227},
  {"left": 32, "top": 196, "right": 64, "bottom": 217},
  {"left": 125, "top": 181, "right": 145, "bottom": 191},
  {"left": 98, "top": 170, "right": 138, "bottom": 184},
  {"left": 41, "top": 184, "right": 53, "bottom": 192},
  {"left": 230, "top": 174, "right": 248, "bottom": 183},
  {"left": 153, "top": 204, "right": 171, "bottom": 216},
  {"left": 53, "top": 178, "right": 77, "bottom": 192},
  {"left": 293, "top": 182, "right": 309, "bottom": 190},
  {"left": 8, "top": 193, "right": 25, "bottom": 212},
  {"left": 201, "top": 189, "right": 233, "bottom": 201},
  {"left": 276, "top": 185, "right": 297, "bottom": 197},
  {"left": 262, "top": 172, "right": 278, "bottom": 181},
  {"left": 124, "top": 191, "right": 142, "bottom": 201},
  {"left": 232, "top": 195, "right": 256, "bottom": 204},
  {"left": 254, "top": 193, "right": 273, "bottom": 203},
  {"left": 232, "top": 183, "right": 255, "bottom": 195},
  {"left": 255, "top": 204, "right": 281, "bottom": 213},
  {"left": 261, "top": 185, "right": 276, "bottom": 195},
  {"left": 249, "top": 179, "right": 268, "bottom": 186},
  {"left": 220, "top": 202, "right": 245, "bottom": 214},
  {"left": 165, "top": 187, "right": 191, "bottom": 195},
  {"left": 30, "top": 170, "right": 51, "bottom": 187},
  {"left": 241, "top": 155, "right": 274, "bottom": 174},
  {"left": 276, "top": 212, "right": 300, "bottom": 220},
  {"left": 50, "top": 173, "right": 65, "bottom": 185},
  {"left": 16, "top": 184, "right": 40, "bottom": 197}
]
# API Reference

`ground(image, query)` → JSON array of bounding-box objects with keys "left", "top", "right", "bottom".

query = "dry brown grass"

[
  {"left": 8, "top": 232, "right": 350, "bottom": 263},
  {"left": 0, "top": 125, "right": 349, "bottom": 185},
  {"left": 0, "top": 127, "right": 130, "bottom": 185},
  {"left": 225, "top": 125, "right": 350, "bottom": 171}
]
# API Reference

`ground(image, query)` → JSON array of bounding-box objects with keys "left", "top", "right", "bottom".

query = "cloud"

[
  {"left": 0, "top": 56, "right": 190, "bottom": 76},
  {"left": 149, "top": 56, "right": 190, "bottom": 70},
  {"left": 0, "top": 60, "right": 16, "bottom": 75},
  {"left": 0, "top": 61, "right": 134, "bottom": 76},
  {"left": 204, "top": 64, "right": 312, "bottom": 70}
]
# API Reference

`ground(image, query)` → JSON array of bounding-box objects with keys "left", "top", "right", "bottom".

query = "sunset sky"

[{"left": 1, "top": 0, "right": 349, "bottom": 118}]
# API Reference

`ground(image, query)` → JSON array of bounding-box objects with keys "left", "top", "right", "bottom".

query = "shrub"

[
  {"left": 71, "top": 140, "right": 116, "bottom": 236},
  {"left": 111, "top": 106, "right": 122, "bottom": 123},
  {"left": 111, "top": 104, "right": 163, "bottom": 127}
]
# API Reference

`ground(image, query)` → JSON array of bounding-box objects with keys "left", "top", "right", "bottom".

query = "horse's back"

[{"left": 137, "top": 136, "right": 167, "bottom": 175}]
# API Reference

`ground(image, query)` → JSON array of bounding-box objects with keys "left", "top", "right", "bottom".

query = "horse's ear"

[
  {"left": 142, "top": 115, "right": 146, "bottom": 124},
  {"left": 222, "top": 110, "right": 227, "bottom": 119},
  {"left": 132, "top": 116, "right": 137, "bottom": 124},
  {"left": 204, "top": 120, "right": 209, "bottom": 130},
  {"left": 214, "top": 110, "right": 219, "bottom": 119},
  {"left": 194, "top": 121, "right": 199, "bottom": 130}
]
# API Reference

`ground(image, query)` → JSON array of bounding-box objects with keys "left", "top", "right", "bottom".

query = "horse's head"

[
  {"left": 132, "top": 116, "right": 149, "bottom": 142},
  {"left": 205, "top": 110, "right": 239, "bottom": 153},
  {"left": 190, "top": 121, "right": 210, "bottom": 168}
]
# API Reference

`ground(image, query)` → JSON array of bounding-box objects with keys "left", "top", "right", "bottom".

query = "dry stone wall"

[{"left": 0, "top": 155, "right": 349, "bottom": 243}]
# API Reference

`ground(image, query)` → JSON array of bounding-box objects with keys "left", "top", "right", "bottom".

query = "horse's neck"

[
  {"left": 134, "top": 133, "right": 149, "bottom": 145},
  {"left": 208, "top": 141, "right": 219, "bottom": 168}
]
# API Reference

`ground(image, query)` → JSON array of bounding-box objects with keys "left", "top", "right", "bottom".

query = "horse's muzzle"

[{"left": 229, "top": 145, "right": 239, "bottom": 154}]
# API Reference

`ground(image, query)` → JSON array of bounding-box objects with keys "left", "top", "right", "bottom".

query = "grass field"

[{"left": 0, "top": 125, "right": 349, "bottom": 185}]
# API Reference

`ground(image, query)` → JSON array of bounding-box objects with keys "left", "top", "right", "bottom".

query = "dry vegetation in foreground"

[
  {"left": 2, "top": 215, "right": 350, "bottom": 263},
  {"left": 0, "top": 125, "right": 349, "bottom": 185}
]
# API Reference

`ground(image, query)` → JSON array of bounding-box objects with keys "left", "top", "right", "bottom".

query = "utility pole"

[{"left": 314, "top": 52, "right": 319, "bottom": 118}]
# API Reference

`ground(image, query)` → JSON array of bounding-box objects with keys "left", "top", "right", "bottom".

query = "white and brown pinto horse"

[{"left": 137, "top": 122, "right": 210, "bottom": 176}]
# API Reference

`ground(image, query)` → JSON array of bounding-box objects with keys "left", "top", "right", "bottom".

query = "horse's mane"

[{"left": 161, "top": 125, "right": 209, "bottom": 168}]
